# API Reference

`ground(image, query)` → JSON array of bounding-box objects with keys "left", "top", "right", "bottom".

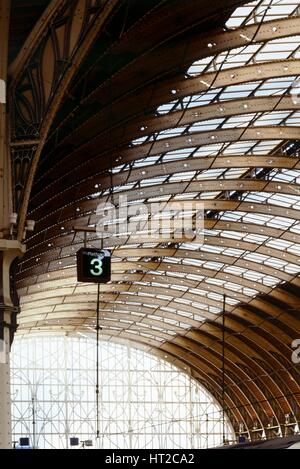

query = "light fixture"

[
  {"left": 10, "top": 213, "right": 18, "bottom": 225},
  {"left": 26, "top": 220, "right": 35, "bottom": 232}
]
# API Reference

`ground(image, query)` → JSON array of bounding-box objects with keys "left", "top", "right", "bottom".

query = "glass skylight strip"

[{"left": 226, "top": 1, "right": 300, "bottom": 29}]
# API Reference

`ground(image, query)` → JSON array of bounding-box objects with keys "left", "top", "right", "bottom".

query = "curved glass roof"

[{"left": 18, "top": 0, "right": 300, "bottom": 348}]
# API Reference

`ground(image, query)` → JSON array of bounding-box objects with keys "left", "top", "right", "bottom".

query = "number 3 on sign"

[{"left": 90, "top": 258, "right": 103, "bottom": 276}]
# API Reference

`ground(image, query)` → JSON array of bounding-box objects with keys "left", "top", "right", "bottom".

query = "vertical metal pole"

[
  {"left": 32, "top": 396, "right": 36, "bottom": 449},
  {"left": 96, "top": 282, "right": 100, "bottom": 440},
  {"left": 96, "top": 239, "right": 103, "bottom": 441},
  {"left": 64, "top": 336, "right": 70, "bottom": 449},
  {"left": 222, "top": 294, "right": 226, "bottom": 445},
  {"left": 188, "top": 367, "right": 193, "bottom": 449},
  {"left": 127, "top": 344, "right": 132, "bottom": 449},
  {"left": 206, "top": 413, "right": 209, "bottom": 449}
]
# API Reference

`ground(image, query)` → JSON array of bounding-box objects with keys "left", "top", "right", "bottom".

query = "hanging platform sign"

[{"left": 77, "top": 248, "right": 111, "bottom": 283}]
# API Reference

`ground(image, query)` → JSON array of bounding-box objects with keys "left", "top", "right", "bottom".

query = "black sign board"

[
  {"left": 19, "top": 438, "right": 30, "bottom": 447},
  {"left": 70, "top": 437, "right": 79, "bottom": 447},
  {"left": 77, "top": 248, "right": 111, "bottom": 283}
]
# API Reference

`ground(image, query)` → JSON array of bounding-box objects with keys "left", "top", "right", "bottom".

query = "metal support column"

[
  {"left": 0, "top": 2, "right": 24, "bottom": 447},
  {"left": 0, "top": 242, "right": 25, "bottom": 448},
  {"left": 0, "top": 309, "right": 11, "bottom": 449}
]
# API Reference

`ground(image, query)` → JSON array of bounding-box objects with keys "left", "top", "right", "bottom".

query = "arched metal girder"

[
  {"left": 15, "top": 264, "right": 296, "bottom": 305},
  {"left": 173, "top": 332, "right": 294, "bottom": 422},
  {"left": 30, "top": 154, "right": 300, "bottom": 212},
  {"left": 17, "top": 239, "right": 297, "bottom": 283},
  {"left": 100, "top": 125, "right": 300, "bottom": 162},
  {"left": 189, "top": 322, "right": 300, "bottom": 394},
  {"left": 43, "top": 16, "right": 300, "bottom": 157},
  {"left": 33, "top": 54, "right": 300, "bottom": 196},
  {"left": 173, "top": 339, "right": 280, "bottom": 423},
  {"left": 15, "top": 268, "right": 299, "bottom": 378},
  {"left": 189, "top": 326, "right": 300, "bottom": 418},
  {"left": 18, "top": 240, "right": 300, "bottom": 280},
  {"left": 160, "top": 341, "right": 272, "bottom": 427},
  {"left": 17, "top": 281, "right": 300, "bottom": 354},
  {"left": 151, "top": 344, "right": 252, "bottom": 435},
  {"left": 16, "top": 284, "right": 300, "bottom": 338},
  {"left": 17, "top": 289, "right": 300, "bottom": 365},
  {"left": 17, "top": 274, "right": 300, "bottom": 345},
  {"left": 45, "top": 60, "right": 300, "bottom": 166},
  {"left": 86, "top": 96, "right": 300, "bottom": 152},
  {"left": 162, "top": 332, "right": 300, "bottom": 432},
  {"left": 29, "top": 150, "right": 300, "bottom": 219},
  {"left": 17, "top": 288, "right": 300, "bottom": 422},
  {"left": 27, "top": 179, "right": 300, "bottom": 242},
  {"left": 18, "top": 225, "right": 300, "bottom": 291},
  {"left": 24, "top": 195, "right": 300, "bottom": 254},
  {"left": 14, "top": 257, "right": 292, "bottom": 309}
]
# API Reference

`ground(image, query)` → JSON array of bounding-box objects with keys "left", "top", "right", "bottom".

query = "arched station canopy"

[{"left": 9, "top": 0, "right": 300, "bottom": 438}]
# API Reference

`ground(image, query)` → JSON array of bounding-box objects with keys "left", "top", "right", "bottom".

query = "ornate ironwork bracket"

[{"left": 9, "top": 0, "right": 117, "bottom": 238}]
